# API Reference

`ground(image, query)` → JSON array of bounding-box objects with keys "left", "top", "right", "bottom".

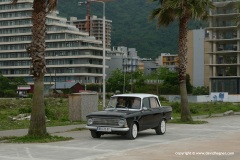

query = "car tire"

[
  {"left": 90, "top": 130, "right": 101, "bottom": 138},
  {"left": 155, "top": 119, "right": 166, "bottom": 135},
  {"left": 126, "top": 122, "right": 138, "bottom": 140}
]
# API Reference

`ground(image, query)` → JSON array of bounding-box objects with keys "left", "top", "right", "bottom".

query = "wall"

[
  {"left": 167, "top": 95, "right": 240, "bottom": 103},
  {"left": 186, "top": 29, "right": 205, "bottom": 87},
  {"left": 193, "top": 29, "right": 205, "bottom": 87},
  {"left": 68, "top": 92, "right": 98, "bottom": 121}
]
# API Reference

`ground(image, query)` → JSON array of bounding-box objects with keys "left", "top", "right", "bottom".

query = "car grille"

[{"left": 92, "top": 117, "right": 120, "bottom": 126}]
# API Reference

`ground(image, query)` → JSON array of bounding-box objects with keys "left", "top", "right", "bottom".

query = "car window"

[
  {"left": 131, "top": 97, "right": 141, "bottom": 109},
  {"left": 107, "top": 97, "right": 142, "bottom": 109},
  {"left": 142, "top": 98, "right": 150, "bottom": 108},
  {"left": 150, "top": 97, "right": 160, "bottom": 108}
]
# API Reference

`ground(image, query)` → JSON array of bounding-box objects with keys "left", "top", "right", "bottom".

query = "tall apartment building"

[
  {"left": 0, "top": 0, "right": 109, "bottom": 85},
  {"left": 206, "top": 0, "right": 240, "bottom": 94},
  {"left": 69, "top": 15, "right": 112, "bottom": 49}
]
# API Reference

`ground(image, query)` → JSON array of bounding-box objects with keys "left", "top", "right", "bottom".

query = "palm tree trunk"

[
  {"left": 28, "top": 0, "right": 47, "bottom": 136},
  {"left": 178, "top": 16, "right": 192, "bottom": 122},
  {"left": 28, "top": 75, "right": 47, "bottom": 136}
]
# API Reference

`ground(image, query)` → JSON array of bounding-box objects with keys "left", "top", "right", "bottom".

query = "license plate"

[{"left": 97, "top": 127, "right": 112, "bottom": 132}]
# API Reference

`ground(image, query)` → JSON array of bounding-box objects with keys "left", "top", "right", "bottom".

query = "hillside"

[{"left": 58, "top": 0, "right": 203, "bottom": 58}]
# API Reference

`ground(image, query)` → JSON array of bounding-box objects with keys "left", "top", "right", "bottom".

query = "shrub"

[
  {"left": 159, "top": 96, "right": 167, "bottom": 101},
  {"left": 27, "top": 93, "right": 33, "bottom": 98},
  {"left": 4, "top": 90, "right": 17, "bottom": 98},
  {"left": 190, "top": 107, "right": 199, "bottom": 114},
  {"left": 171, "top": 102, "right": 181, "bottom": 113},
  {"left": 192, "top": 86, "right": 209, "bottom": 95},
  {"left": 18, "top": 107, "right": 31, "bottom": 114}
]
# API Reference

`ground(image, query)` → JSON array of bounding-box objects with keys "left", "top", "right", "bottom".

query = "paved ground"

[{"left": 0, "top": 115, "right": 240, "bottom": 160}]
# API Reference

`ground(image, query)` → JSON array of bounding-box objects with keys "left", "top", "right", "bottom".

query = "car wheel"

[
  {"left": 90, "top": 130, "right": 101, "bottom": 138},
  {"left": 126, "top": 122, "right": 138, "bottom": 140},
  {"left": 155, "top": 119, "right": 166, "bottom": 135}
]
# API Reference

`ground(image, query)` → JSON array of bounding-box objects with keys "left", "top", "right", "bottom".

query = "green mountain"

[{"left": 58, "top": 0, "right": 203, "bottom": 58}]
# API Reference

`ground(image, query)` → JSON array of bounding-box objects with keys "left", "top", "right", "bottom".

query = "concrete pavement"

[{"left": 0, "top": 115, "right": 239, "bottom": 160}]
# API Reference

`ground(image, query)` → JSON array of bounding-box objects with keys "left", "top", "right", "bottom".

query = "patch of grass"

[
  {"left": 0, "top": 98, "right": 86, "bottom": 131},
  {"left": 0, "top": 134, "right": 73, "bottom": 143},
  {"left": 0, "top": 120, "right": 30, "bottom": 131},
  {"left": 162, "top": 101, "right": 240, "bottom": 116},
  {"left": 169, "top": 119, "right": 208, "bottom": 124}
]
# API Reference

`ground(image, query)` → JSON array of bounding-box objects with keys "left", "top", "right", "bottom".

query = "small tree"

[
  {"left": 107, "top": 69, "right": 127, "bottom": 93},
  {"left": 0, "top": 73, "right": 26, "bottom": 97}
]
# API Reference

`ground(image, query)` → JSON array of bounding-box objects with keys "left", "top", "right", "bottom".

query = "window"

[
  {"left": 131, "top": 98, "right": 141, "bottom": 109},
  {"left": 150, "top": 97, "right": 160, "bottom": 108},
  {"left": 142, "top": 98, "right": 150, "bottom": 108}
]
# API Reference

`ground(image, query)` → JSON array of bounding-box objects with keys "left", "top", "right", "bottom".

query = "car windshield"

[{"left": 106, "top": 97, "right": 141, "bottom": 110}]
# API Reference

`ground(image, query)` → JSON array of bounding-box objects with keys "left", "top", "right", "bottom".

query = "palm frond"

[
  {"left": 46, "top": 0, "right": 58, "bottom": 13},
  {"left": 190, "top": 0, "right": 215, "bottom": 20},
  {"left": 149, "top": 0, "right": 164, "bottom": 4},
  {"left": 149, "top": 8, "right": 161, "bottom": 20}
]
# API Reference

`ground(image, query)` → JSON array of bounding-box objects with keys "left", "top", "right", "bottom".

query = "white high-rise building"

[{"left": 0, "top": 0, "right": 109, "bottom": 85}]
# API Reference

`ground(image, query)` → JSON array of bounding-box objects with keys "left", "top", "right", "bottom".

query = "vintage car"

[{"left": 86, "top": 93, "right": 172, "bottom": 140}]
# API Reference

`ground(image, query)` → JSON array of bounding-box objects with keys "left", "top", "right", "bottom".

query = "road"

[{"left": 0, "top": 115, "right": 240, "bottom": 160}]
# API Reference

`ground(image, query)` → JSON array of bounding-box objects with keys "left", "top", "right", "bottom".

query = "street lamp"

[
  {"left": 122, "top": 54, "right": 127, "bottom": 93},
  {"left": 78, "top": 0, "right": 106, "bottom": 107},
  {"left": 54, "top": 68, "right": 56, "bottom": 92}
]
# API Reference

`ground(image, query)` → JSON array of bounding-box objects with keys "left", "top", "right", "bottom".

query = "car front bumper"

[{"left": 86, "top": 126, "right": 129, "bottom": 132}]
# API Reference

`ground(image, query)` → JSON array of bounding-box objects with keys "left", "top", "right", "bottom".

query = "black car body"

[{"left": 86, "top": 93, "right": 172, "bottom": 139}]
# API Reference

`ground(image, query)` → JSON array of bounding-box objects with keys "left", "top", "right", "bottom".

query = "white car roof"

[{"left": 112, "top": 93, "right": 158, "bottom": 99}]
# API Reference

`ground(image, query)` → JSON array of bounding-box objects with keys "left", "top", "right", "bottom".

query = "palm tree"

[
  {"left": 150, "top": 0, "right": 214, "bottom": 122},
  {"left": 12, "top": 0, "right": 57, "bottom": 136}
]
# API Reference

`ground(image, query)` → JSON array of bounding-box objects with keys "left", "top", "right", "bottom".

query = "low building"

[
  {"left": 17, "top": 85, "right": 33, "bottom": 96},
  {"left": 155, "top": 53, "right": 178, "bottom": 71},
  {"left": 50, "top": 82, "right": 84, "bottom": 95}
]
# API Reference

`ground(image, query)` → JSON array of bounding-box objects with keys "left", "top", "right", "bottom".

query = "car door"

[
  {"left": 149, "top": 97, "right": 162, "bottom": 128},
  {"left": 141, "top": 97, "right": 154, "bottom": 130}
]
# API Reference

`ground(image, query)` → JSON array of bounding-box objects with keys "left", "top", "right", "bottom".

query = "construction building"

[
  {"left": 69, "top": 15, "right": 112, "bottom": 49},
  {"left": 206, "top": 0, "right": 240, "bottom": 94}
]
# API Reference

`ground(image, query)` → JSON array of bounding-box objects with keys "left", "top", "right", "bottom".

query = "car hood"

[{"left": 87, "top": 109, "right": 138, "bottom": 118}]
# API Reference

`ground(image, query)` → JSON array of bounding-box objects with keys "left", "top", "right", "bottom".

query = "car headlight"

[
  {"left": 118, "top": 119, "right": 126, "bottom": 127},
  {"left": 87, "top": 118, "right": 93, "bottom": 125}
]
